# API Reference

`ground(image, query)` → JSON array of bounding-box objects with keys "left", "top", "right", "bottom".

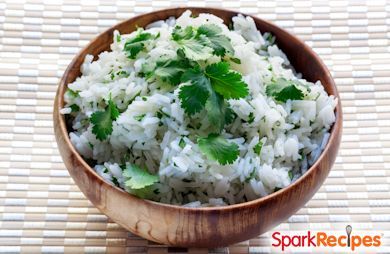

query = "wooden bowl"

[{"left": 53, "top": 7, "right": 342, "bottom": 248}]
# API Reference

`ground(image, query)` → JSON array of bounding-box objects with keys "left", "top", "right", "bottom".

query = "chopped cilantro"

[
  {"left": 179, "top": 137, "right": 186, "bottom": 149},
  {"left": 288, "top": 170, "right": 293, "bottom": 180},
  {"left": 265, "top": 78, "right": 304, "bottom": 103},
  {"left": 197, "top": 134, "right": 239, "bottom": 165},
  {"left": 70, "top": 104, "right": 80, "bottom": 113},
  {"left": 90, "top": 98, "right": 119, "bottom": 141},
  {"left": 264, "top": 32, "right": 276, "bottom": 45},
  {"left": 230, "top": 57, "right": 241, "bottom": 64},
  {"left": 248, "top": 112, "right": 255, "bottom": 124},
  {"left": 116, "top": 33, "right": 121, "bottom": 43},
  {"left": 156, "top": 109, "right": 170, "bottom": 119},
  {"left": 116, "top": 70, "right": 129, "bottom": 78},
  {"left": 253, "top": 141, "right": 263, "bottom": 155},
  {"left": 245, "top": 169, "right": 257, "bottom": 183},
  {"left": 124, "top": 31, "right": 154, "bottom": 59},
  {"left": 66, "top": 88, "right": 79, "bottom": 98},
  {"left": 112, "top": 176, "right": 120, "bottom": 187},
  {"left": 123, "top": 164, "right": 159, "bottom": 190},
  {"left": 134, "top": 114, "right": 146, "bottom": 121}
]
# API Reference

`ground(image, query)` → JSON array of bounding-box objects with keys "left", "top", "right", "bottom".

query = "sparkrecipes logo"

[{"left": 272, "top": 225, "right": 382, "bottom": 251}]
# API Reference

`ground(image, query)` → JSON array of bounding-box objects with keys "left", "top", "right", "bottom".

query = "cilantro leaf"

[
  {"left": 124, "top": 31, "right": 153, "bottom": 59},
  {"left": 154, "top": 59, "right": 188, "bottom": 85},
  {"left": 172, "top": 25, "right": 234, "bottom": 60},
  {"left": 179, "top": 68, "right": 211, "bottom": 115},
  {"left": 197, "top": 134, "right": 239, "bottom": 165},
  {"left": 265, "top": 78, "right": 304, "bottom": 102},
  {"left": 205, "top": 91, "right": 225, "bottom": 132},
  {"left": 275, "top": 85, "right": 304, "bottom": 102},
  {"left": 205, "top": 62, "right": 249, "bottom": 99},
  {"left": 90, "top": 98, "right": 119, "bottom": 141},
  {"left": 128, "top": 186, "right": 155, "bottom": 199},
  {"left": 205, "top": 91, "right": 236, "bottom": 132},
  {"left": 197, "top": 24, "right": 234, "bottom": 57},
  {"left": 172, "top": 26, "right": 194, "bottom": 40},
  {"left": 123, "top": 164, "right": 159, "bottom": 190},
  {"left": 178, "top": 62, "right": 247, "bottom": 132},
  {"left": 172, "top": 26, "right": 213, "bottom": 61},
  {"left": 146, "top": 52, "right": 191, "bottom": 85}
]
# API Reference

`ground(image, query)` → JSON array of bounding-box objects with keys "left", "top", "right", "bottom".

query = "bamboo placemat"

[{"left": 0, "top": 0, "right": 389, "bottom": 253}]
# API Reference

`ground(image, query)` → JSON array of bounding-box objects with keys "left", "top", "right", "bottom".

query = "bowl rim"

[{"left": 55, "top": 6, "right": 342, "bottom": 212}]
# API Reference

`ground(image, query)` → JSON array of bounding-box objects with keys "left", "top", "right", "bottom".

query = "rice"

[{"left": 61, "top": 11, "right": 337, "bottom": 207}]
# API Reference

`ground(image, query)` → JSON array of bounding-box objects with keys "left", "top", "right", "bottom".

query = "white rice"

[{"left": 62, "top": 11, "right": 337, "bottom": 206}]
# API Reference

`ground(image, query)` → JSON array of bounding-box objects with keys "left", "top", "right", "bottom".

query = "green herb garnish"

[
  {"left": 124, "top": 31, "right": 154, "bottom": 59},
  {"left": 134, "top": 114, "right": 146, "bottom": 122},
  {"left": 266, "top": 78, "right": 304, "bottom": 103},
  {"left": 145, "top": 54, "right": 192, "bottom": 85},
  {"left": 253, "top": 141, "right": 263, "bottom": 155},
  {"left": 90, "top": 98, "right": 119, "bottom": 141},
  {"left": 179, "top": 138, "right": 186, "bottom": 149},
  {"left": 288, "top": 170, "right": 293, "bottom": 180},
  {"left": 179, "top": 67, "right": 211, "bottom": 115},
  {"left": 197, "top": 134, "right": 239, "bottom": 165},
  {"left": 123, "top": 164, "right": 159, "bottom": 190},
  {"left": 205, "top": 62, "right": 249, "bottom": 99},
  {"left": 197, "top": 24, "right": 233, "bottom": 57},
  {"left": 179, "top": 62, "right": 248, "bottom": 132},
  {"left": 248, "top": 112, "right": 255, "bottom": 124},
  {"left": 70, "top": 104, "right": 80, "bottom": 113},
  {"left": 230, "top": 57, "right": 241, "bottom": 64},
  {"left": 172, "top": 24, "right": 234, "bottom": 60},
  {"left": 66, "top": 88, "right": 79, "bottom": 98},
  {"left": 172, "top": 26, "right": 213, "bottom": 61}
]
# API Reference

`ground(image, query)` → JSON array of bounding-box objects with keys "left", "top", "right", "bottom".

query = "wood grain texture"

[{"left": 53, "top": 7, "right": 342, "bottom": 248}]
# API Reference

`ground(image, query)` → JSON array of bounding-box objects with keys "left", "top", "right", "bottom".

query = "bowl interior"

[{"left": 56, "top": 7, "right": 341, "bottom": 210}]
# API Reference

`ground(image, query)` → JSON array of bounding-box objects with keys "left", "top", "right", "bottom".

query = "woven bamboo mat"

[{"left": 0, "top": 0, "right": 389, "bottom": 253}]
